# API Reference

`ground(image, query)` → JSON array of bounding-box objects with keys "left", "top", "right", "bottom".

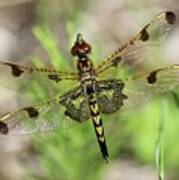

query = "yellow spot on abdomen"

[
  {"left": 96, "top": 126, "right": 103, "bottom": 135},
  {"left": 93, "top": 116, "right": 100, "bottom": 125},
  {"left": 90, "top": 103, "right": 99, "bottom": 115},
  {"left": 99, "top": 136, "right": 105, "bottom": 142}
]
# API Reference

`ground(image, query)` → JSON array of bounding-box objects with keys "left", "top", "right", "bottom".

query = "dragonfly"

[{"left": 0, "top": 11, "right": 177, "bottom": 162}]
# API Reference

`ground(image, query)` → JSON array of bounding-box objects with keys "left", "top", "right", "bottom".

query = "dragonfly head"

[{"left": 71, "top": 33, "right": 91, "bottom": 60}]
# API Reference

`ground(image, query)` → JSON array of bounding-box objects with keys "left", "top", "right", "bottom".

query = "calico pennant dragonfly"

[{"left": 0, "top": 11, "right": 177, "bottom": 162}]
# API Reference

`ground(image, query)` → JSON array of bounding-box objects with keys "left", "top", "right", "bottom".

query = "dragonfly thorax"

[{"left": 77, "top": 59, "right": 94, "bottom": 74}]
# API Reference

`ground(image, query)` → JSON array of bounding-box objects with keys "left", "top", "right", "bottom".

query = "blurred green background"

[{"left": 0, "top": 0, "right": 179, "bottom": 180}]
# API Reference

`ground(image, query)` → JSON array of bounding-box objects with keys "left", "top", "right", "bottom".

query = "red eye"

[{"left": 71, "top": 34, "right": 91, "bottom": 56}]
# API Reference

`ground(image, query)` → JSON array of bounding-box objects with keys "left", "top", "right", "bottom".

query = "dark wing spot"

[
  {"left": 0, "top": 121, "right": 8, "bottom": 135},
  {"left": 5, "top": 63, "right": 24, "bottom": 77},
  {"left": 48, "top": 74, "right": 62, "bottom": 83},
  {"left": 113, "top": 56, "right": 122, "bottom": 67},
  {"left": 165, "top": 11, "right": 176, "bottom": 24},
  {"left": 24, "top": 107, "right": 39, "bottom": 118},
  {"left": 140, "top": 27, "right": 149, "bottom": 41},
  {"left": 122, "top": 94, "right": 128, "bottom": 99},
  {"left": 147, "top": 70, "right": 158, "bottom": 84}
]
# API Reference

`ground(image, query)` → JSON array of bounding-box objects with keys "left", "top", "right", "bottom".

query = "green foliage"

[
  {"left": 155, "top": 99, "right": 167, "bottom": 180},
  {"left": 33, "top": 25, "right": 66, "bottom": 71}
]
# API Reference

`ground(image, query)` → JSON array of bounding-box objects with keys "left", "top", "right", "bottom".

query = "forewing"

[
  {"left": 0, "top": 61, "right": 78, "bottom": 84},
  {"left": 96, "top": 11, "right": 176, "bottom": 74}
]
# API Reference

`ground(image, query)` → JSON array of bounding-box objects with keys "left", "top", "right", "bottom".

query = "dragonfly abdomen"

[{"left": 85, "top": 81, "right": 109, "bottom": 162}]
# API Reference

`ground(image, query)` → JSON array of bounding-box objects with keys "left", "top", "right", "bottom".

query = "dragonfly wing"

[
  {"left": 121, "top": 64, "right": 179, "bottom": 112},
  {"left": 0, "top": 99, "right": 68, "bottom": 135},
  {"left": 96, "top": 11, "right": 176, "bottom": 74},
  {"left": 0, "top": 61, "right": 78, "bottom": 82},
  {"left": 0, "top": 85, "right": 88, "bottom": 135}
]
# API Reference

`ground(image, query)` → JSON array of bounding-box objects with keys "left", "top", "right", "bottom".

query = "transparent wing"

[
  {"left": 121, "top": 64, "right": 179, "bottom": 112},
  {"left": 0, "top": 61, "right": 79, "bottom": 83},
  {"left": 96, "top": 11, "right": 176, "bottom": 75},
  {"left": 0, "top": 85, "right": 87, "bottom": 136},
  {"left": 0, "top": 99, "right": 64, "bottom": 135},
  {"left": 0, "top": 60, "right": 79, "bottom": 98}
]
